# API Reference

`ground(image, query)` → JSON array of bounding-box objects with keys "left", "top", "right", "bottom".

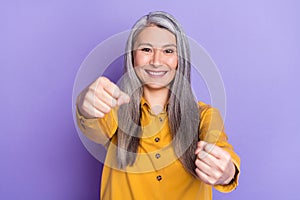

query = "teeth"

[{"left": 147, "top": 71, "right": 166, "bottom": 76}]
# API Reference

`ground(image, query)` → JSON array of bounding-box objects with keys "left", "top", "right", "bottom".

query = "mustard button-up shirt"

[{"left": 76, "top": 98, "right": 240, "bottom": 200}]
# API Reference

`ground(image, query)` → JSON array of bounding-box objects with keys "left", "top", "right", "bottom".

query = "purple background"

[{"left": 1, "top": 0, "right": 300, "bottom": 199}]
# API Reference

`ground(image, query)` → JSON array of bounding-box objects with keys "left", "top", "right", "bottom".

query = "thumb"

[
  {"left": 117, "top": 92, "right": 130, "bottom": 106},
  {"left": 195, "top": 141, "right": 208, "bottom": 155}
]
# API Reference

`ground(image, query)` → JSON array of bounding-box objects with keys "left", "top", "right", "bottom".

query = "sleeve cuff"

[
  {"left": 76, "top": 106, "right": 112, "bottom": 145},
  {"left": 214, "top": 158, "right": 240, "bottom": 193}
]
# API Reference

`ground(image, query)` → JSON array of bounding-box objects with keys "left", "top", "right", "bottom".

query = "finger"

[
  {"left": 99, "top": 77, "right": 121, "bottom": 99},
  {"left": 197, "top": 150, "right": 220, "bottom": 169},
  {"left": 82, "top": 100, "right": 105, "bottom": 118},
  {"left": 195, "top": 147, "right": 201, "bottom": 155},
  {"left": 84, "top": 88, "right": 114, "bottom": 113},
  {"left": 204, "top": 143, "right": 229, "bottom": 160},
  {"left": 93, "top": 97, "right": 113, "bottom": 114},
  {"left": 196, "top": 149, "right": 210, "bottom": 160},
  {"left": 95, "top": 89, "right": 118, "bottom": 108},
  {"left": 195, "top": 141, "right": 210, "bottom": 158},
  {"left": 195, "top": 141, "right": 207, "bottom": 154},
  {"left": 195, "top": 159, "right": 222, "bottom": 182},
  {"left": 117, "top": 91, "right": 130, "bottom": 106},
  {"left": 86, "top": 96, "right": 112, "bottom": 115},
  {"left": 195, "top": 159, "right": 212, "bottom": 177},
  {"left": 84, "top": 109, "right": 105, "bottom": 118},
  {"left": 202, "top": 145, "right": 232, "bottom": 174},
  {"left": 195, "top": 167, "right": 215, "bottom": 185},
  {"left": 197, "top": 141, "right": 207, "bottom": 148},
  {"left": 92, "top": 109, "right": 105, "bottom": 118}
]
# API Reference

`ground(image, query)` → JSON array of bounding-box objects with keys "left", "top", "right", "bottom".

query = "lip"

[{"left": 145, "top": 70, "right": 168, "bottom": 77}]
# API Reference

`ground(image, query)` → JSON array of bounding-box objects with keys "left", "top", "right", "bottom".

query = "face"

[{"left": 133, "top": 25, "right": 178, "bottom": 90}]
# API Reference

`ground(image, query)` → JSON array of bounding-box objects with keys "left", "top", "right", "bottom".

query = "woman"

[{"left": 76, "top": 11, "right": 240, "bottom": 200}]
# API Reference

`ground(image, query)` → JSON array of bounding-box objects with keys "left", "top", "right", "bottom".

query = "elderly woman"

[{"left": 76, "top": 11, "right": 240, "bottom": 200}]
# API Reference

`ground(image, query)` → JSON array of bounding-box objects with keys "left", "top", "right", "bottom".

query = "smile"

[{"left": 145, "top": 70, "right": 167, "bottom": 77}]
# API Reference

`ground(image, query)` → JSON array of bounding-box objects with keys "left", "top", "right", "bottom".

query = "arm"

[
  {"left": 75, "top": 76, "right": 130, "bottom": 145},
  {"left": 195, "top": 103, "right": 240, "bottom": 192}
]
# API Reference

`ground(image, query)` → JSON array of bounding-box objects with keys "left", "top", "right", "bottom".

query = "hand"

[
  {"left": 195, "top": 141, "right": 235, "bottom": 185},
  {"left": 77, "top": 76, "right": 130, "bottom": 118}
]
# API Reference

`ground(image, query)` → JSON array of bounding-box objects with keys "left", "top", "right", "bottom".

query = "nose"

[{"left": 150, "top": 49, "right": 162, "bottom": 66}]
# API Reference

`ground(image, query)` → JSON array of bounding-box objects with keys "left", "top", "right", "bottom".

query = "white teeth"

[{"left": 147, "top": 71, "right": 166, "bottom": 76}]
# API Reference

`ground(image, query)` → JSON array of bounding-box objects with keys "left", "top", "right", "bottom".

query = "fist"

[
  {"left": 195, "top": 141, "right": 235, "bottom": 185},
  {"left": 77, "top": 76, "right": 130, "bottom": 118}
]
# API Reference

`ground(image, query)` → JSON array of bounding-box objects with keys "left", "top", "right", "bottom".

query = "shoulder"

[
  {"left": 197, "top": 101, "right": 224, "bottom": 122},
  {"left": 197, "top": 101, "right": 212, "bottom": 116},
  {"left": 197, "top": 101, "right": 211, "bottom": 110}
]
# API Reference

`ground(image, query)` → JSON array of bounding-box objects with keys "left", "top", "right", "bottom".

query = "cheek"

[
  {"left": 133, "top": 51, "right": 149, "bottom": 67},
  {"left": 167, "top": 56, "right": 178, "bottom": 70}
]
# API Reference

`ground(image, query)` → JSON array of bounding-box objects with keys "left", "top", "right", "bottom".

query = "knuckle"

[
  {"left": 87, "top": 87, "right": 96, "bottom": 96},
  {"left": 219, "top": 164, "right": 226, "bottom": 172},
  {"left": 112, "top": 86, "right": 120, "bottom": 97},
  {"left": 211, "top": 179, "right": 218, "bottom": 185},
  {"left": 96, "top": 89, "right": 104, "bottom": 97},
  {"left": 199, "top": 151, "right": 208, "bottom": 159},
  {"left": 207, "top": 178, "right": 215, "bottom": 185},
  {"left": 98, "top": 76, "right": 108, "bottom": 87},
  {"left": 225, "top": 159, "right": 231, "bottom": 167},
  {"left": 82, "top": 101, "right": 90, "bottom": 111},
  {"left": 224, "top": 151, "right": 230, "bottom": 159},
  {"left": 214, "top": 171, "right": 222, "bottom": 179},
  {"left": 98, "top": 112, "right": 105, "bottom": 118},
  {"left": 89, "top": 81, "right": 97, "bottom": 90},
  {"left": 102, "top": 106, "right": 111, "bottom": 114}
]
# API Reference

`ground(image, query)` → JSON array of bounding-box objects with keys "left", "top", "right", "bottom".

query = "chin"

[{"left": 143, "top": 81, "right": 171, "bottom": 90}]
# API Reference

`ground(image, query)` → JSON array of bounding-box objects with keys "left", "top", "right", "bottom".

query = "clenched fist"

[
  {"left": 77, "top": 76, "right": 130, "bottom": 118},
  {"left": 195, "top": 141, "right": 236, "bottom": 185}
]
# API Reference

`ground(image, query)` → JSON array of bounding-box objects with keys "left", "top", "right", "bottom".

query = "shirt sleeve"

[
  {"left": 198, "top": 103, "right": 241, "bottom": 193},
  {"left": 76, "top": 106, "right": 118, "bottom": 146}
]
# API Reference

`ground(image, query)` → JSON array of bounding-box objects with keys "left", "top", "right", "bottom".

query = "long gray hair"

[{"left": 117, "top": 11, "right": 200, "bottom": 177}]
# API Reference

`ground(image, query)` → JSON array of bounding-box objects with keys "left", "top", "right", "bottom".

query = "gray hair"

[{"left": 117, "top": 11, "right": 200, "bottom": 177}]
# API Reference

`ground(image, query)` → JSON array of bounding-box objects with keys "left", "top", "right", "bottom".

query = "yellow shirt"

[{"left": 76, "top": 98, "right": 240, "bottom": 200}]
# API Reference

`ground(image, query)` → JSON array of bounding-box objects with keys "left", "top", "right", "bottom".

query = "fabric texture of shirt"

[{"left": 76, "top": 97, "right": 240, "bottom": 200}]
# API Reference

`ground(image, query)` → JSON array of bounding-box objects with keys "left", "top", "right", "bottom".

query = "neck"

[{"left": 143, "top": 86, "right": 169, "bottom": 114}]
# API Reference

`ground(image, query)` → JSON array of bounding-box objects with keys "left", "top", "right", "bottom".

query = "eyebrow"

[{"left": 136, "top": 43, "right": 177, "bottom": 48}]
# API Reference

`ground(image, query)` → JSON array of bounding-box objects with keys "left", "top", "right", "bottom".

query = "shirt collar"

[{"left": 141, "top": 96, "right": 168, "bottom": 115}]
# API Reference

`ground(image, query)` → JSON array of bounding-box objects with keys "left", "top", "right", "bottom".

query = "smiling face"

[{"left": 133, "top": 25, "right": 178, "bottom": 90}]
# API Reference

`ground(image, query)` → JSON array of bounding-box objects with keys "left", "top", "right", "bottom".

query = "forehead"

[{"left": 134, "top": 26, "right": 176, "bottom": 46}]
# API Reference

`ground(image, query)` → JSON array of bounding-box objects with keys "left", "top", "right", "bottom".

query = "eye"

[
  {"left": 140, "top": 48, "right": 152, "bottom": 53},
  {"left": 164, "top": 49, "right": 175, "bottom": 54}
]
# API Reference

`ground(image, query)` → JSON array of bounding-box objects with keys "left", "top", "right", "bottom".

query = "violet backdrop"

[{"left": 1, "top": 0, "right": 300, "bottom": 199}]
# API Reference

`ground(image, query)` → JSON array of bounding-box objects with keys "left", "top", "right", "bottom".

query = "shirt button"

[
  {"left": 154, "top": 137, "right": 160, "bottom": 142},
  {"left": 159, "top": 117, "right": 163, "bottom": 122},
  {"left": 156, "top": 175, "right": 162, "bottom": 181},
  {"left": 155, "top": 153, "right": 161, "bottom": 159}
]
